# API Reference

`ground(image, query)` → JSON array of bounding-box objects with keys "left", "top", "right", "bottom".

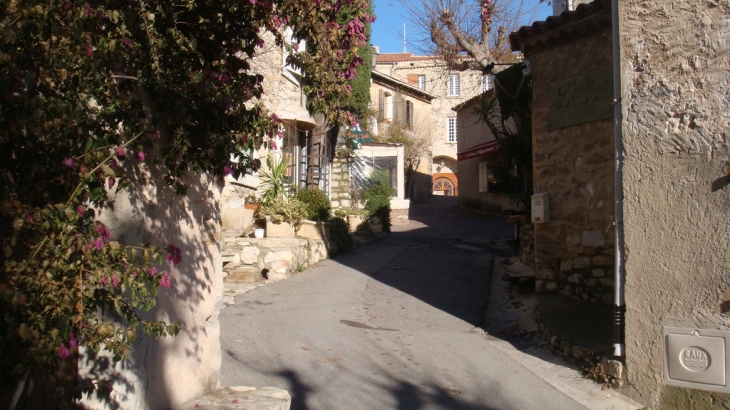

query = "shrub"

[
  {"left": 258, "top": 196, "right": 308, "bottom": 228},
  {"left": 328, "top": 216, "right": 354, "bottom": 254},
  {"left": 360, "top": 168, "right": 395, "bottom": 202},
  {"left": 364, "top": 194, "right": 391, "bottom": 232},
  {"left": 297, "top": 188, "right": 332, "bottom": 221}
]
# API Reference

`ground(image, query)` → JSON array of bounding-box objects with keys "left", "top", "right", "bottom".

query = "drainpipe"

[{"left": 611, "top": 0, "right": 626, "bottom": 359}]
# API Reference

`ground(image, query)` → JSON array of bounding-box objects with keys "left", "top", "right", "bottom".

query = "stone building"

[
  {"left": 373, "top": 51, "right": 488, "bottom": 197},
  {"left": 368, "top": 69, "right": 438, "bottom": 201},
  {"left": 510, "top": 0, "right": 615, "bottom": 305},
  {"left": 451, "top": 90, "right": 512, "bottom": 214},
  {"left": 513, "top": 0, "right": 730, "bottom": 407},
  {"left": 618, "top": 0, "right": 730, "bottom": 407}
]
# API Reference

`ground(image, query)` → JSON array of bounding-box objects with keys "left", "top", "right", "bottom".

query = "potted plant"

[{"left": 258, "top": 196, "right": 308, "bottom": 237}]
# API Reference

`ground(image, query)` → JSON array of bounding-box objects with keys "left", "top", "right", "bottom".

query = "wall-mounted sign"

[{"left": 547, "top": 66, "right": 613, "bottom": 130}]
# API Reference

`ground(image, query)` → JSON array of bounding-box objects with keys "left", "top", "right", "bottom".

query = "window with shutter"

[
  {"left": 378, "top": 90, "right": 384, "bottom": 121},
  {"left": 481, "top": 75, "right": 493, "bottom": 92},
  {"left": 418, "top": 75, "right": 426, "bottom": 91},
  {"left": 448, "top": 74, "right": 460, "bottom": 96},
  {"left": 447, "top": 118, "right": 457, "bottom": 142}
]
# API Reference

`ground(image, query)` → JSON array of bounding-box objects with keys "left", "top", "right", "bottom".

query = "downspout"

[{"left": 611, "top": 0, "right": 626, "bottom": 358}]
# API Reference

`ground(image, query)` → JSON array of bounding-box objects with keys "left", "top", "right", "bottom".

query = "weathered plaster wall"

[
  {"left": 620, "top": 0, "right": 730, "bottom": 407},
  {"left": 529, "top": 27, "right": 615, "bottom": 304},
  {"left": 81, "top": 162, "right": 223, "bottom": 409}
]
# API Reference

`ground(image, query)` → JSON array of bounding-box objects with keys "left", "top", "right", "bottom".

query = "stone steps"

[{"left": 224, "top": 266, "right": 263, "bottom": 283}]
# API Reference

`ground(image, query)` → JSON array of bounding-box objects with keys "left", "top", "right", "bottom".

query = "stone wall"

[
  {"left": 223, "top": 236, "right": 331, "bottom": 283},
  {"left": 528, "top": 26, "right": 615, "bottom": 305},
  {"left": 620, "top": 1, "right": 730, "bottom": 407},
  {"left": 330, "top": 146, "right": 353, "bottom": 209}
]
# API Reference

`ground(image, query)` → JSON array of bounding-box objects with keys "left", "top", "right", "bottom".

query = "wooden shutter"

[
  {"left": 378, "top": 89, "right": 384, "bottom": 121},
  {"left": 407, "top": 74, "right": 418, "bottom": 85}
]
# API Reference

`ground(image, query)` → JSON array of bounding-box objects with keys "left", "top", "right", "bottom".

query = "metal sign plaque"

[
  {"left": 663, "top": 326, "right": 730, "bottom": 393},
  {"left": 547, "top": 66, "right": 613, "bottom": 130}
]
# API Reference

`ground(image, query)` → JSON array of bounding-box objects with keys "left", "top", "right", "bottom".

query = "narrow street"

[{"left": 219, "top": 197, "right": 607, "bottom": 409}]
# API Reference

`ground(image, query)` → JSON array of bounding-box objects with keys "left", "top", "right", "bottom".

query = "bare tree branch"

[{"left": 398, "top": 0, "right": 542, "bottom": 69}]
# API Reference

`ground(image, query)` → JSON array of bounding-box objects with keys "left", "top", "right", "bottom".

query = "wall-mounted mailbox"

[
  {"left": 531, "top": 193, "right": 549, "bottom": 224},
  {"left": 663, "top": 326, "right": 730, "bottom": 393}
]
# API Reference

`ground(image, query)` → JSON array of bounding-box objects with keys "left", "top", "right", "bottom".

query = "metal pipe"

[{"left": 611, "top": 0, "right": 626, "bottom": 358}]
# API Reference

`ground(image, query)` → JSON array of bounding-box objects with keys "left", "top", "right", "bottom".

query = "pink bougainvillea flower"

[
  {"left": 76, "top": 205, "right": 84, "bottom": 218},
  {"left": 136, "top": 151, "right": 145, "bottom": 162},
  {"left": 101, "top": 275, "right": 109, "bottom": 286},
  {"left": 123, "top": 37, "right": 133, "bottom": 47},
  {"left": 166, "top": 244, "right": 182, "bottom": 265},
  {"left": 17, "top": 294, "right": 26, "bottom": 306},
  {"left": 84, "top": 243, "right": 91, "bottom": 253},
  {"left": 86, "top": 46, "right": 93, "bottom": 57},
  {"left": 69, "top": 332, "right": 79, "bottom": 349},
  {"left": 94, "top": 224, "right": 111, "bottom": 240},
  {"left": 270, "top": 140, "right": 277, "bottom": 150},
  {"left": 63, "top": 158, "right": 75, "bottom": 168},
  {"left": 94, "top": 237, "right": 104, "bottom": 251},
  {"left": 85, "top": 4, "right": 92, "bottom": 17},
  {"left": 58, "top": 343, "right": 70, "bottom": 360},
  {"left": 110, "top": 159, "right": 119, "bottom": 168},
  {"left": 256, "top": 38, "right": 264, "bottom": 48},
  {"left": 149, "top": 267, "right": 158, "bottom": 277},
  {"left": 223, "top": 166, "right": 234, "bottom": 176},
  {"left": 111, "top": 274, "right": 120, "bottom": 288},
  {"left": 269, "top": 113, "right": 280, "bottom": 123},
  {"left": 159, "top": 271, "right": 171, "bottom": 289},
  {"left": 108, "top": 176, "right": 116, "bottom": 188},
  {"left": 116, "top": 146, "right": 126, "bottom": 157},
  {"left": 276, "top": 131, "right": 284, "bottom": 139}
]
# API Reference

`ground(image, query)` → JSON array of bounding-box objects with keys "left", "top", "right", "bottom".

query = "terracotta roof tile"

[
  {"left": 375, "top": 53, "right": 440, "bottom": 63},
  {"left": 509, "top": 0, "right": 610, "bottom": 53}
]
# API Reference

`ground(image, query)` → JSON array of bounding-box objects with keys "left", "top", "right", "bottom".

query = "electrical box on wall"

[
  {"left": 531, "top": 193, "right": 549, "bottom": 223},
  {"left": 662, "top": 326, "right": 730, "bottom": 393}
]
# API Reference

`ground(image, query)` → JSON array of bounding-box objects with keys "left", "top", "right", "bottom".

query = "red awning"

[{"left": 457, "top": 140, "right": 498, "bottom": 161}]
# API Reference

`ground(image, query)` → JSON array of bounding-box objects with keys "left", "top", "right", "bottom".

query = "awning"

[
  {"left": 457, "top": 140, "right": 498, "bottom": 161},
  {"left": 270, "top": 102, "right": 317, "bottom": 131}
]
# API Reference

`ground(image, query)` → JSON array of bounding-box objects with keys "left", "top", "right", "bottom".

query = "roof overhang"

[{"left": 270, "top": 102, "right": 316, "bottom": 131}]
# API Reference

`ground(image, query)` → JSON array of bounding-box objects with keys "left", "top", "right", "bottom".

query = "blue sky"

[{"left": 370, "top": 0, "right": 553, "bottom": 54}]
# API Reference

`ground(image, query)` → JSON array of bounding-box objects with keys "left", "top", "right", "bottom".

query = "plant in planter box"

[
  {"left": 296, "top": 187, "right": 331, "bottom": 221},
  {"left": 364, "top": 194, "right": 391, "bottom": 233},
  {"left": 259, "top": 156, "right": 293, "bottom": 206},
  {"left": 258, "top": 196, "right": 308, "bottom": 229}
]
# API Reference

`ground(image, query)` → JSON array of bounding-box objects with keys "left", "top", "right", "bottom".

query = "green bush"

[
  {"left": 258, "top": 196, "right": 308, "bottom": 228},
  {"left": 297, "top": 188, "right": 332, "bottom": 221},
  {"left": 360, "top": 168, "right": 395, "bottom": 202},
  {"left": 328, "top": 216, "right": 354, "bottom": 254},
  {"left": 364, "top": 194, "right": 391, "bottom": 233}
]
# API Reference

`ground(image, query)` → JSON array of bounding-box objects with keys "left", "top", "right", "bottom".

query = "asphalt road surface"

[{"left": 220, "top": 197, "right": 589, "bottom": 409}]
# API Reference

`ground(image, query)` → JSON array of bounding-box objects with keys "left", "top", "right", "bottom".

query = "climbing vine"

[{"left": 0, "top": 0, "right": 372, "bottom": 404}]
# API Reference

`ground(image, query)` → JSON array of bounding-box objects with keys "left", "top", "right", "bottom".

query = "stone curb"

[{"left": 176, "top": 386, "right": 290, "bottom": 410}]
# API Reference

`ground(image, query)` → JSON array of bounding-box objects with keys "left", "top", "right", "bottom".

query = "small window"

[
  {"left": 481, "top": 75, "right": 493, "bottom": 92},
  {"left": 447, "top": 118, "right": 457, "bottom": 143},
  {"left": 418, "top": 75, "right": 426, "bottom": 91},
  {"left": 405, "top": 101, "right": 413, "bottom": 129},
  {"left": 448, "top": 74, "right": 460, "bottom": 96}
]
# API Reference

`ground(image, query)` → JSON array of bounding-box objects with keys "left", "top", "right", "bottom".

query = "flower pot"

[
  {"left": 266, "top": 220, "right": 295, "bottom": 238},
  {"left": 296, "top": 220, "right": 330, "bottom": 240},
  {"left": 254, "top": 228, "right": 265, "bottom": 238},
  {"left": 221, "top": 208, "right": 254, "bottom": 232},
  {"left": 347, "top": 215, "right": 365, "bottom": 232}
]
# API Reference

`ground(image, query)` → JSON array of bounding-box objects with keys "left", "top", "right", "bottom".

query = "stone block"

[
  {"left": 240, "top": 247, "right": 260, "bottom": 265},
  {"left": 585, "top": 278, "right": 598, "bottom": 287},
  {"left": 545, "top": 282, "right": 559, "bottom": 291},
  {"left": 535, "top": 280, "right": 544, "bottom": 292},
  {"left": 264, "top": 250, "right": 295, "bottom": 264},
  {"left": 592, "top": 255, "right": 612, "bottom": 266},
  {"left": 573, "top": 257, "right": 591, "bottom": 269},
  {"left": 581, "top": 230, "right": 605, "bottom": 247},
  {"left": 568, "top": 274, "right": 581, "bottom": 284},
  {"left": 563, "top": 285, "right": 572, "bottom": 293},
  {"left": 572, "top": 345, "right": 588, "bottom": 360},
  {"left": 537, "top": 268, "right": 556, "bottom": 280},
  {"left": 601, "top": 357, "right": 624, "bottom": 379},
  {"left": 599, "top": 278, "right": 615, "bottom": 288},
  {"left": 562, "top": 341, "right": 573, "bottom": 358},
  {"left": 592, "top": 269, "right": 605, "bottom": 278},
  {"left": 560, "top": 259, "right": 573, "bottom": 271},
  {"left": 558, "top": 290, "right": 573, "bottom": 298},
  {"left": 566, "top": 233, "right": 581, "bottom": 246}
]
